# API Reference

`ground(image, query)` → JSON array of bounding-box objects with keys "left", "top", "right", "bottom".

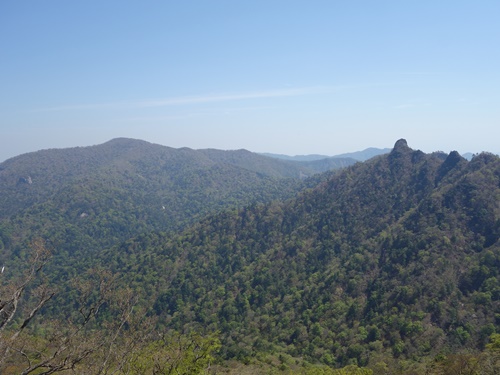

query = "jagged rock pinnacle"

[{"left": 393, "top": 139, "right": 409, "bottom": 151}]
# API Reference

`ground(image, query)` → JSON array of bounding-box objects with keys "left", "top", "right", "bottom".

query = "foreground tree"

[
  {"left": 0, "top": 239, "right": 55, "bottom": 371},
  {"left": 0, "top": 239, "right": 219, "bottom": 374},
  {"left": 0, "top": 243, "right": 133, "bottom": 374}
]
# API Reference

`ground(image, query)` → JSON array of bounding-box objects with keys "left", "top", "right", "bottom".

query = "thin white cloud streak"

[
  {"left": 135, "top": 87, "right": 325, "bottom": 108},
  {"left": 394, "top": 104, "right": 417, "bottom": 109},
  {"left": 395, "top": 72, "right": 439, "bottom": 76},
  {"left": 121, "top": 106, "right": 276, "bottom": 123},
  {"left": 38, "top": 87, "right": 330, "bottom": 112}
]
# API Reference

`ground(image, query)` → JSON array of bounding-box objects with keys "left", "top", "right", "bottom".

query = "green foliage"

[
  {"left": 4, "top": 140, "right": 500, "bottom": 372},
  {"left": 94, "top": 143, "right": 500, "bottom": 369},
  {"left": 124, "top": 332, "right": 220, "bottom": 375},
  {"left": 0, "top": 138, "right": 308, "bottom": 263},
  {"left": 300, "top": 364, "right": 373, "bottom": 375}
]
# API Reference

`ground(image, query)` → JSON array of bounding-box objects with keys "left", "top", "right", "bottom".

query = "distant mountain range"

[
  {"left": 262, "top": 149, "right": 490, "bottom": 162},
  {"left": 261, "top": 147, "right": 391, "bottom": 162}
]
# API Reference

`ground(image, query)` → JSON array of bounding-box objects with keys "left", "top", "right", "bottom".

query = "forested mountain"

[
  {"left": 0, "top": 138, "right": 349, "bottom": 260},
  {"left": 0, "top": 138, "right": 305, "bottom": 218},
  {"left": 93, "top": 139, "right": 500, "bottom": 372},
  {"left": 3, "top": 138, "right": 500, "bottom": 374}
]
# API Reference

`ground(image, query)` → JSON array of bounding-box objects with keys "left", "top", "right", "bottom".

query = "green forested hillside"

[
  {"left": 3, "top": 139, "right": 500, "bottom": 374},
  {"left": 94, "top": 139, "right": 500, "bottom": 372},
  {"left": 0, "top": 138, "right": 333, "bottom": 261}
]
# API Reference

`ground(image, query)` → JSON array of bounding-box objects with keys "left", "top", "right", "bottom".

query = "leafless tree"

[
  {"left": 0, "top": 240, "right": 151, "bottom": 374},
  {"left": 0, "top": 239, "right": 55, "bottom": 368},
  {"left": 0, "top": 239, "right": 218, "bottom": 375}
]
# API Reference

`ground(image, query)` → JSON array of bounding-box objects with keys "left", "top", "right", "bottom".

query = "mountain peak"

[
  {"left": 435, "top": 150, "right": 467, "bottom": 183},
  {"left": 392, "top": 138, "right": 410, "bottom": 152},
  {"left": 446, "top": 150, "right": 464, "bottom": 164}
]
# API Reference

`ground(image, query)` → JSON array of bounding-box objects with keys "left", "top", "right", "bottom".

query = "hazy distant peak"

[
  {"left": 259, "top": 153, "right": 330, "bottom": 162},
  {"left": 331, "top": 147, "right": 391, "bottom": 162},
  {"left": 208, "top": 148, "right": 253, "bottom": 154},
  {"left": 262, "top": 147, "right": 391, "bottom": 163}
]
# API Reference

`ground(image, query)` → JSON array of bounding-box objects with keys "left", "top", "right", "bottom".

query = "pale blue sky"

[{"left": 1, "top": 1, "right": 499, "bottom": 162}]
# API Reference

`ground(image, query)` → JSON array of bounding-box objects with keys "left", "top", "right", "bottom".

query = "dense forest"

[
  {"left": 0, "top": 138, "right": 353, "bottom": 262},
  {"left": 2, "top": 139, "right": 500, "bottom": 374}
]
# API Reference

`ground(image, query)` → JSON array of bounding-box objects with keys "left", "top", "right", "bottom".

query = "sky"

[{"left": 1, "top": 1, "right": 499, "bottom": 162}]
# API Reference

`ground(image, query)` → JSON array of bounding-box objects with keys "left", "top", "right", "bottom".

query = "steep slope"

[{"left": 100, "top": 139, "right": 500, "bottom": 369}]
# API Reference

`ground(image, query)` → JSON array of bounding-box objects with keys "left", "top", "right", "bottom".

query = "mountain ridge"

[
  {"left": 3, "top": 138, "right": 500, "bottom": 373},
  {"left": 94, "top": 139, "right": 500, "bottom": 370},
  {"left": 260, "top": 146, "right": 391, "bottom": 162},
  {"left": 0, "top": 138, "right": 320, "bottom": 261}
]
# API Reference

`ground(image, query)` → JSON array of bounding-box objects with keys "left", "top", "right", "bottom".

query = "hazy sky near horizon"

[{"left": 1, "top": 1, "right": 499, "bottom": 162}]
